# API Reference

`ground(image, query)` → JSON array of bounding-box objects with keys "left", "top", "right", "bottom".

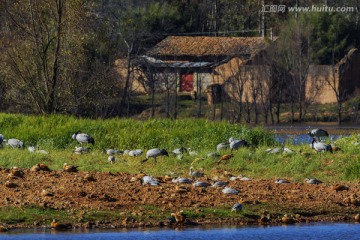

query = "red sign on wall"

[{"left": 180, "top": 74, "right": 194, "bottom": 92}]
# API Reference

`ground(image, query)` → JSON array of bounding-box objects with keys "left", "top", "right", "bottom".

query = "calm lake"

[{"left": 2, "top": 223, "right": 360, "bottom": 240}]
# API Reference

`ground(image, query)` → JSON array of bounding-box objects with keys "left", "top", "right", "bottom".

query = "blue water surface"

[
  {"left": 274, "top": 134, "right": 349, "bottom": 145},
  {"left": 2, "top": 223, "right": 360, "bottom": 240}
]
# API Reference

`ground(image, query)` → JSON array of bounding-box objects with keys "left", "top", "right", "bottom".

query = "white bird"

[
  {"left": 311, "top": 138, "right": 332, "bottom": 153},
  {"left": 172, "top": 177, "right": 192, "bottom": 184},
  {"left": 193, "top": 181, "right": 210, "bottom": 187},
  {"left": 189, "top": 166, "right": 204, "bottom": 179},
  {"left": 108, "top": 155, "right": 115, "bottom": 164},
  {"left": 216, "top": 142, "right": 230, "bottom": 152},
  {"left": 128, "top": 149, "right": 143, "bottom": 157},
  {"left": 142, "top": 148, "right": 169, "bottom": 163},
  {"left": 72, "top": 131, "right": 94, "bottom": 146},
  {"left": 222, "top": 187, "right": 239, "bottom": 194},
  {"left": 304, "top": 178, "right": 322, "bottom": 184},
  {"left": 308, "top": 128, "right": 329, "bottom": 141},
  {"left": 6, "top": 138, "right": 24, "bottom": 148}
]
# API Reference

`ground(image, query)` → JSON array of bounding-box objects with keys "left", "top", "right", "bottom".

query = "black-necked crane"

[
  {"left": 128, "top": 149, "right": 143, "bottom": 157},
  {"left": 311, "top": 138, "right": 332, "bottom": 153},
  {"left": 304, "top": 178, "right": 322, "bottom": 184},
  {"left": 231, "top": 199, "right": 243, "bottom": 212},
  {"left": 141, "top": 148, "right": 169, "bottom": 163},
  {"left": 5, "top": 138, "right": 24, "bottom": 148},
  {"left": 229, "top": 138, "right": 249, "bottom": 151},
  {"left": 189, "top": 166, "right": 204, "bottom": 179},
  {"left": 72, "top": 131, "right": 94, "bottom": 146},
  {"left": 308, "top": 128, "right": 329, "bottom": 141},
  {"left": 108, "top": 155, "right": 115, "bottom": 164}
]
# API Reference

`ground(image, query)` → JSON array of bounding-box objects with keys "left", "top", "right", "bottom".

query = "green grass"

[
  {"left": 0, "top": 206, "right": 71, "bottom": 225},
  {"left": 1, "top": 113, "right": 360, "bottom": 228},
  {"left": 0, "top": 113, "right": 359, "bottom": 180}
]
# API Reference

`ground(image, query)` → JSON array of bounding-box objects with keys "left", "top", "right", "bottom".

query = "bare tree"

[
  {"left": 223, "top": 59, "right": 249, "bottom": 123},
  {"left": 327, "top": 53, "right": 347, "bottom": 125},
  {"left": 268, "top": 16, "right": 313, "bottom": 124},
  {"left": 0, "top": 0, "right": 85, "bottom": 113}
]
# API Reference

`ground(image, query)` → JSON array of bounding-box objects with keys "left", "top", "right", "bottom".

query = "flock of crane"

[
  {"left": 0, "top": 127, "right": 348, "bottom": 216},
  {"left": 0, "top": 128, "right": 334, "bottom": 155},
  {"left": 0, "top": 128, "right": 337, "bottom": 165}
]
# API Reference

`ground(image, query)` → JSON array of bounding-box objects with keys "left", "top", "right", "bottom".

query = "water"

[
  {"left": 274, "top": 134, "right": 349, "bottom": 145},
  {"left": 2, "top": 223, "right": 360, "bottom": 240}
]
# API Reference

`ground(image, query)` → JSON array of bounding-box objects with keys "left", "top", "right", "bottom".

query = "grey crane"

[
  {"left": 172, "top": 177, "right": 192, "bottom": 184},
  {"left": 103, "top": 149, "right": 123, "bottom": 155},
  {"left": 189, "top": 166, "right": 204, "bottom": 179},
  {"left": 211, "top": 181, "right": 228, "bottom": 187},
  {"left": 5, "top": 138, "right": 24, "bottom": 148},
  {"left": 222, "top": 187, "right": 239, "bottom": 194},
  {"left": 193, "top": 180, "right": 210, "bottom": 187},
  {"left": 108, "top": 155, "right": 116, "bottom": 164},
  {"left": 266, "top": 145, "right": 294, "bottom": 154},
  {"left": 304, "top": 178, "right": 322, "bottom": 184},
  {"left": 275, "top": 179, "right": 290, "bottom": 184},
  {"left": 229, "top": 138, "right": 249, "bottom": 151},
  {"left": 128, "top": 149, "right": 143, "bottom": 157},
  {"left": 311, "top": 138, "right": 332, "bottom": 153},
  {"left": 74, "top": 146, "right": 90, "bottom": 154},
  {"left": 72, "top": 131, "right": 94, "bottom": 146},
  {"left": 308, "top": 128, "right": 329, "bottom": 141},
  {"left": 231, "top": 201, "right": 243, "bottom": 212},
  {"left": 142, "top": 176, "right": 160, "bottom": 186},
  {"left": 141, "top": 148, "right": 169, "bottom": 163}
]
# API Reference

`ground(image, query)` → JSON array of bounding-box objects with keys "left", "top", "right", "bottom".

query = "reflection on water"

[{"left": 2, "top": 223, "right": 360, "bottom": 240}]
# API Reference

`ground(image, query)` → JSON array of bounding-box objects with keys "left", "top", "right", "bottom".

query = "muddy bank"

[{"left": 1, "top": 168, "right": 360, "bottom": 230}]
